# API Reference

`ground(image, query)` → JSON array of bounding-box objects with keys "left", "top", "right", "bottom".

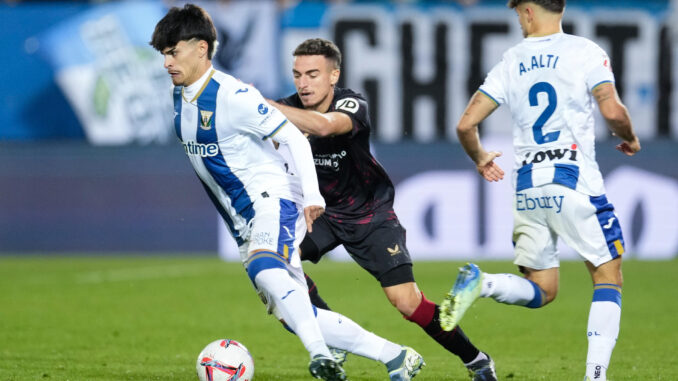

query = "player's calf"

[
  {"left": 584, "top": 283, "right": 622, "bottom": 381},
  {"left": 482, "top": 272, "right": 550, "bottom": 308}
]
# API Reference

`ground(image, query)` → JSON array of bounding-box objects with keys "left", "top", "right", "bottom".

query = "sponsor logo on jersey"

[
  {"left": 258, "top": 103, "right": 269, "bottom": 115},
  {"left": 183, "top": 140, "right": 219, "bottom": 157},
  {"left": 516, "top": 193, "right": 565, "bottom": 213},
  {"left": 252, "top": 231, "right": 274, "bottom": 246},
  {"left": 336, "top": 97, "right": 359, "bottom": 113},
  {"left": 199, "top": 110, "right": 213, "bottom": 130},
  {"left": 387, "top": 244, "right": 402, "bottom": 256},
  {"left": 313, "top": 151, "right": 347, "bottom": 172},
  {"left": 521, "top": 147, "right": 577, "bottom": 166}
]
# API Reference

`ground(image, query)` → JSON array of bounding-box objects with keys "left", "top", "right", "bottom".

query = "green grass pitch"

[{"left": 0, "top": 257, "right": 676, "bottom": 380}]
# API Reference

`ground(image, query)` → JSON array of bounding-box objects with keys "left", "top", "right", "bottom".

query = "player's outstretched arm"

[
  {"left": 457, "top": 91, "right": 505, "bottom": 182},
  {"left": 269, "top": 100, "right": 352, "bottom": 137},
  {"left": 593, "top": 83, "right": 641, "bottom": 156}
]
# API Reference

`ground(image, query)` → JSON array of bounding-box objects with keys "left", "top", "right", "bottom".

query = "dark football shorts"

[{"left": 299, "top": 215, "right": 414, "bottom": 287}]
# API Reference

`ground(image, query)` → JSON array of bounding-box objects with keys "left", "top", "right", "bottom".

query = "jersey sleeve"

[
  {"left": 227, "top": 84, "right": 289, "bottom": 140},
  {"left": 478, "top": 58, "right": 508, "bottom": 106},
  {"left": 332, "top": 95, "right": 370, "bottom": 137},
  {"left": 276, "top": 94, "right": 296, "bottom": 107},
  {"left": 584, "top": 43, "right": 616, "bottom": 91}
]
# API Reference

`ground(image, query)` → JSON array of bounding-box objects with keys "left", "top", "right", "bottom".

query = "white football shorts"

[
  {"left": 512, "top": 183, "right": 625, "bottom": 269},
  {"left": 237, "top": 197, "right": 308, "bottom": 317}
]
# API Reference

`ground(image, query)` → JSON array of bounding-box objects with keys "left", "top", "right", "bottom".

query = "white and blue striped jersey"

[
  {"left": 173, "top": 67, "right": 307, "bottom": 246},
  {"left": 479, "top": 33, "right": 615, "bottom": 196}
]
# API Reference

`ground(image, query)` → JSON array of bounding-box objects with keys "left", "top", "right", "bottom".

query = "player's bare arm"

[
  {"left": 457, "top": 91, "right": 505, "bottom": 182},
  {"left": 593, "top": 82, "right": 641, "bottom": 156},
  {"left": 269, "top": 100, "right": 353, "bottom": 137}
]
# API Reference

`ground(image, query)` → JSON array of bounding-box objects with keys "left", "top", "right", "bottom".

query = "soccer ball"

[{"left": 196, "top": 339, "right": 254, "bottom": 381}]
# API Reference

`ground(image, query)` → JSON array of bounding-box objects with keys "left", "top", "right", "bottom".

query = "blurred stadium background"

[{"left": 1, "top": 0, "right": 677, "bottom": 260}]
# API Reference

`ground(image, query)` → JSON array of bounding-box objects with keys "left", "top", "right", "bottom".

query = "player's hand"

[
  {"left": 304, "top": 205, "right": 325, "bottom": 233},
  {"left": 615, "top": 136, "right": 640, "bottom": 156},
  {"left": 476, "top": 151, "right": 504, "bottom": 182}
]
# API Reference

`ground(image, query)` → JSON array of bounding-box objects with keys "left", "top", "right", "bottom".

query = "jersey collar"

[
  {"left": 182, "top": 66, "right": 215, "bottom": 103},
  {"left": 524, "top": 32, "right": 564, "bottom": 44}
]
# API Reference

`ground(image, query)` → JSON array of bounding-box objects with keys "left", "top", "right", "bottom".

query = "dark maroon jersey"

[{"left": 278, "top": 88, "right": 395, "bottom": 224}]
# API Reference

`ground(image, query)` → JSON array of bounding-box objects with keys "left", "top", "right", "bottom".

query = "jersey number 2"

[{"left": 529, "top": 82, "right": 559, "bottom": 144}]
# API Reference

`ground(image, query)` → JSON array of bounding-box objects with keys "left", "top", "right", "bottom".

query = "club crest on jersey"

[
  {"left": 336, "top": 97, "right": 359, "bottom": 113},
  {"left": 199, "top": 110, "right": 213, "bottom": 130}
]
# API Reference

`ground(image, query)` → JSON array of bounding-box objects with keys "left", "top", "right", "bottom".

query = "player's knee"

[
  {"left": 392, "top": 298, "right": 418, "bottom": 316},
  {"left": 591, "top": 258, "right": 624, "bottom": 287},
  {"left": 542, "top": 287, "right": 558, "bottom": 305},
  {"left": 387, "top": 292, "right": 420, "bottom": 316},
  {"left": 245, "top": 251, "right": 286, "bottom": 283}
]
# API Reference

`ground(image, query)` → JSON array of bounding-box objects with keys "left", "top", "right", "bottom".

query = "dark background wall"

[{"left": 2, "top": 141, "right": 676, "bottom": 254}]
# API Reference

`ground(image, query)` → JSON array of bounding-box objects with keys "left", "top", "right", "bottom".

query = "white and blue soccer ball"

[{"left": 196, "top": 339, "right": 254, "bottom": 381}]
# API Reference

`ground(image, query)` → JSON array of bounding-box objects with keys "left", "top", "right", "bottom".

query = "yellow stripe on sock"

[{"left": 594, "top": 284, "right": 622, "bottom": 292}]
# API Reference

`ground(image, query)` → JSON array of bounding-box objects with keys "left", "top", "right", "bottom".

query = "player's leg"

[
  {"left": 440, "top": 187, "right": 556, "bottom": 332},
  {"left": 554, "top": 190, "right": 625, "bottom": 381},
  {"left": 382, "top": 270, "right": 495, "bottom": 380},
  {"left": 434, "top": 187, "right": 559, "bottom": 378},
  {"left": 244, "top": 198, "right": 345, "bottom": 380},
  {"left": 304, "top": 273, "right": 332, "bottom": 310},
  {"left": 314, "top": 307, "right": 425, "bottom": 380},
  {"left": 299, "top": 217, "right": 340, "bottom": 310},
  {"left": 582, "top": 258, "right": 622, "bottom": 381},
  {"left": 303, "top": 272, "right": 348, "bottom": 365},
  {"left": 486, "top": 259, "right": 559, "bottom": 306},
  {"left": 290, "top": 219, "right": 424, "bottom": 379},
  {"left": 298, "top": 217, "right": 349, "bottom": 364},
  {"left": 346, "top": 219, "right": 496, "bottom": 380}
]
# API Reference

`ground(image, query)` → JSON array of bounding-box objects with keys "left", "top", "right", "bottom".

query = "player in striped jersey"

[
  {"left": 151, "top": 4, "right": 425, "bottom": 380},
  {"left": 439, "top": 2, "right": 640, "bottom": 381}
]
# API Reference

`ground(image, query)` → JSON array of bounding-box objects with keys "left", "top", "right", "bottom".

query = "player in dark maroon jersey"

[{"left": 269, "top": 38, "right": 497, "bottom": 381}]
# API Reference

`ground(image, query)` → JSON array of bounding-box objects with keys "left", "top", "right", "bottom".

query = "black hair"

[
  {"left": 150, "top": 3, "right": 217, "bottom": 59},
  {"left": 507, "top": 0, "right": 565, "bottom": 13},
  {"left": 293, "top": 38, "right": 342, "bottom": 70}
]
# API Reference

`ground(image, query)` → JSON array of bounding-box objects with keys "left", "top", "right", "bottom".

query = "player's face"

[
  {"left": 162, "top": 39, "right": 207, "bottom": 86},
  {"left": 292, "top": 55, "right": 339, "bottom": 112}
]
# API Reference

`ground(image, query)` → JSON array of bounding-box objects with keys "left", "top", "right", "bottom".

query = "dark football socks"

[
  {"left": 304, "top": 273, "right": 332, "bottom": 310},
  {"left": 406, "top": 292, "right": 480, "bottom": 364}
]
